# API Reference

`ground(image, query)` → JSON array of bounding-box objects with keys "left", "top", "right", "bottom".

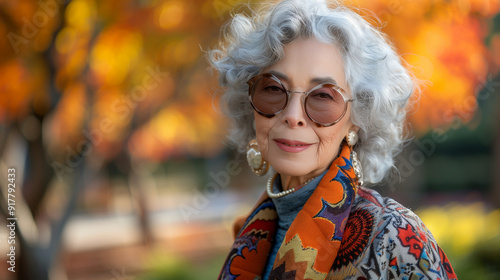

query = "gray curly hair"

[{"left": 208, "top": 0, "right": 416, "bottom": 186}]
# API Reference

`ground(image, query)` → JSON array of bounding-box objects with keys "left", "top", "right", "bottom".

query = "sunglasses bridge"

[{"left": 248, "top": 73, "right": 353, "bottom": 127}]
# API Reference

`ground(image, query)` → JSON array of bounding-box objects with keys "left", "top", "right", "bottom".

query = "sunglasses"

[{"left": 248, "top": 73, "right": 353, "bottom": 127}]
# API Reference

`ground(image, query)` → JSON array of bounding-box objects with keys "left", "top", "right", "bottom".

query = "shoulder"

[
  {"left": 231, "top": 191, "right": 273, "bottom": 239},
  {"left": 329, "top": 187, "right": 457, "bottom": 280}
]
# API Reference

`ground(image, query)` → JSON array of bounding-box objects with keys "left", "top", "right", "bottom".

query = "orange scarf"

[{"left": 219, "top": 144, "right": 358, "bottom": 279}]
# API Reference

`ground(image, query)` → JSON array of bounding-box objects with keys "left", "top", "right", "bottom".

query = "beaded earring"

[{"left": 346, "top": 130, "right": 363, "bottom": 186}]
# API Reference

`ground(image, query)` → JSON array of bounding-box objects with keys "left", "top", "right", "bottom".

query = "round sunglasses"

[{"left": 247, "top": 73, "right": 353, "bottom": 127}]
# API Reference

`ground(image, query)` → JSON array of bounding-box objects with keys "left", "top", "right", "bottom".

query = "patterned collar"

[{"left": 219, "top": 144, "right": 358, "bottom": 279}]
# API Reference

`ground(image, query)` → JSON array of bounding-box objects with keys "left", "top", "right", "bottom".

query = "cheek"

[
  {"left": 315, "top": 124, "right": 350, "bottom": 161},
  {"left": 317, "top": 133, "right": 342, "bottom": 155},
  {"left": 254, "top": 113, "right": 274, "bottom": 158}
]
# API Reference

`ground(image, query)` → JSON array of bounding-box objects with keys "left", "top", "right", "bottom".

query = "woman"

[{"left": 209, "top": 0, "right": 457, "bottom": 279}]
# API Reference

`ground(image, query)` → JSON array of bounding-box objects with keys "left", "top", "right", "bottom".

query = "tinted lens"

[
  {"left": 250, "top": 76, "right": 287, "bottom": 115},
  {"left": 305, "top": 85, "right": 345, "bottom": 124}
]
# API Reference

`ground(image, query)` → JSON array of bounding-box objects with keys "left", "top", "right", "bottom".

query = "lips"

[{"left": 274, "top": 138, "right": 312, "bottom": 153}]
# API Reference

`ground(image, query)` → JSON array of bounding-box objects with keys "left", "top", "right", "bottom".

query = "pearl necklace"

[{"left": 266, "top": 173, "right": 319, "bottom": 199}]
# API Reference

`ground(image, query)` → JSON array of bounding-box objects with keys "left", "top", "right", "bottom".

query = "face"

[{"left": 254, "top": 37, "right": 355, "bottom": 181}]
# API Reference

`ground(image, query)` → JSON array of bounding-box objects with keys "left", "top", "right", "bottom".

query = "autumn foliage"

[{"left": 0, "top": 0, "right": 499, "bottom": 163}]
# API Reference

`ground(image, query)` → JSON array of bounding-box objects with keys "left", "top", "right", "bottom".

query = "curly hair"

[{"left": 208, "top": 0, "right": 416, "bottom": 186}]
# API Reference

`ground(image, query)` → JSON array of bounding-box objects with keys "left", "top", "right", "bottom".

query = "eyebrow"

[{"left": 267, "top": 70, "right": 338, "bottom": 86}]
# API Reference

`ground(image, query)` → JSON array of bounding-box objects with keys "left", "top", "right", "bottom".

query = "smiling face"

[{"left": 254, "top": 37, "right": 355, "bottom": 188}]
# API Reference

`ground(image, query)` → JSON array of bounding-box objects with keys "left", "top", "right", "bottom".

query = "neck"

[{"left": 280, "top": 170, "right": 324, "bottom": 191}]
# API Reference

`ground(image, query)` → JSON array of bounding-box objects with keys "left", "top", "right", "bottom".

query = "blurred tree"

[{"left": 0, "top": 0, "right": 228, "bottom": 279}]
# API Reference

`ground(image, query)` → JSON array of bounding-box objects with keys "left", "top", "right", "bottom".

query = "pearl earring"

[{"left": 347, "top": 130, "right": 358, "bottom": 146}]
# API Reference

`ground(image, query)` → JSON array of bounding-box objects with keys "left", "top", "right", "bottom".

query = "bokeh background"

[{"left": 0, "top": 0, "right": 499, "bottom": 279}]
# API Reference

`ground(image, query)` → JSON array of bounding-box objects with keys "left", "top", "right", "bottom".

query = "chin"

[{"left": 269, "top": 160, "right": 316, "bottom": 177}]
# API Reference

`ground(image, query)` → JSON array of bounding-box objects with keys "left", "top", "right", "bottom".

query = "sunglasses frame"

[{"left": 247, "top": 73, "right": 354, "bottom": 127}]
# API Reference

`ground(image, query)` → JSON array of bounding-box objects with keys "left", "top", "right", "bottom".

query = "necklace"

[{"left": 266, "top": 173, "right": 319, "bottom": 199}]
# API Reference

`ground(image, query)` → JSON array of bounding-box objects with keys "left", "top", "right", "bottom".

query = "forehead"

[
  {"left": 263, "top": 37, "right": 348, "bottom": 91},
  {"left": 266, "top": 70, "right": 339, "bottom": 88}
]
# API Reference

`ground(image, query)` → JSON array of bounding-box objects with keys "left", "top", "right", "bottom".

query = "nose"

[{"left": 281, "top": 92, "right": 307, "bottom": 128}]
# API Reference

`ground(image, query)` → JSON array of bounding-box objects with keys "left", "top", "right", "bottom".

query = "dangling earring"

[
  {"left": 347, "top": 130, "right": 358, "bottom": 146},
  {"left": 246, "top": 139, "right": 269, "bottom": 176},
  {"left": 346, "top": 130, "right": 363, "bottom": 186}
]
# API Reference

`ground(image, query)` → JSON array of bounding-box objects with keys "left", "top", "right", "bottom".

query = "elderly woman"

[{"left": 209, "top": 0, "right": 457, "bottom": 279}]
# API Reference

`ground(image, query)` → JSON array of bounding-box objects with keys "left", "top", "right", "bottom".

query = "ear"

[{"left": 350, "top": 125, "right": 360, "bottom": 133}]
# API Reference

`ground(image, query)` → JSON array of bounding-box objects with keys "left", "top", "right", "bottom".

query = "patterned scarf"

[{"left": 219, "top": 144, "right": 358, "bottom": 280}]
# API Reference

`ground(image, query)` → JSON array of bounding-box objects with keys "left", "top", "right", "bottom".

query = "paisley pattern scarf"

[{"left": 219, "top": 144, "right": 358, "bottom": 280}]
